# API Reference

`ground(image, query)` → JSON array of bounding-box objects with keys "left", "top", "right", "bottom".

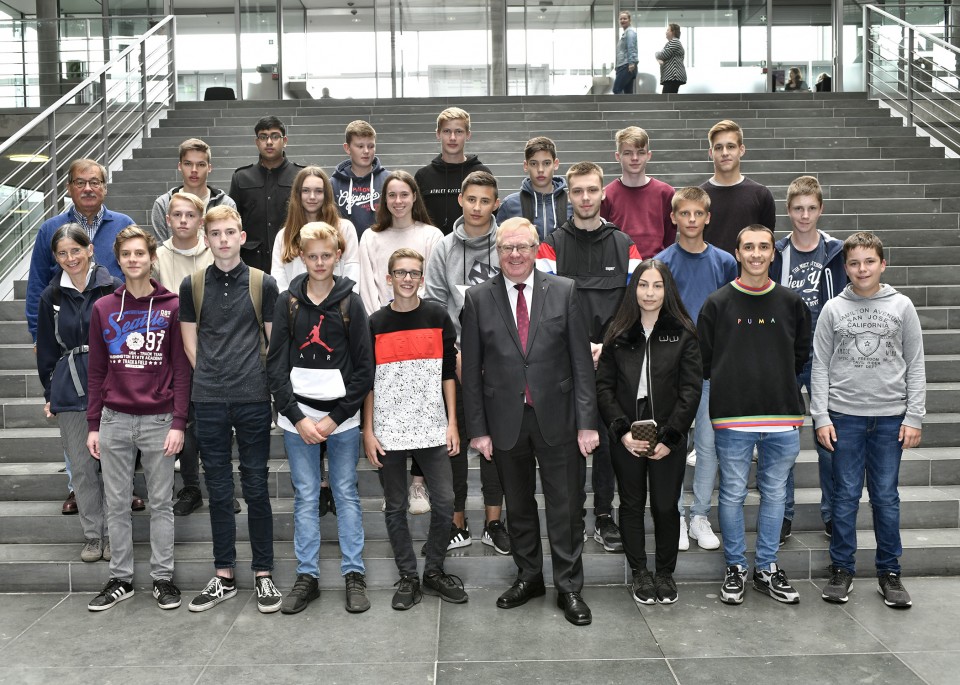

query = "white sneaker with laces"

[
  {"left": 408, "top": 481, "right": 431, "bottom": 515},
  {"left": 686, "top": 449, "right": 697, "bottom": 467},
  {"left": 688, "top": 515, "right": 720, "bottom": 550},
  {"left": 678, "top": 516, "right": 690, "bottom": 551}
]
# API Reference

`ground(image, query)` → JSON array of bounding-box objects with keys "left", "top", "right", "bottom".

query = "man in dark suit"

[{"left": 461, "top": 216, "right": 600, "bottom": 626}]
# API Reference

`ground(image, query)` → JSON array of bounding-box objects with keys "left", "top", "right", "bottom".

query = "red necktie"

[{"left": 515, "top": 284, "right": 533, "bottom": 405}]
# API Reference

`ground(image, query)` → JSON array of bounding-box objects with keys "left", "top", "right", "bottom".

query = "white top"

[{"left": 357, "top": 221, "right": 443, "bottom": 315}]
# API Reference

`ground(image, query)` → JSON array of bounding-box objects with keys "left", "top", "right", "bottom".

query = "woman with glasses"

[
  {"left": 358, "top": 170, "right": 443, "bottom": 316},
  {"left": 266, "top": 221, "right": 374, "bottom": 615},
  {"left": 596, "top": 259, "right": 702, "bottom": 605},
  {"left": 36, "top": 224, "right": 122, "bottom": 563}
]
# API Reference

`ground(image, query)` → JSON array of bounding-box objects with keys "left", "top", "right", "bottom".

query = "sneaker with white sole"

[
  {"left": 631, "top": 569, "right": 656, "bottom": 605},
  {"left": 686, "top": 449, "right": 697, "bottom": 467},
  {"left": 721, "top": 564, "right": 747, "bottom": 605},
  {"left": 878, "top": 572, "right": 912, "bottom": 608},
  {"left": 822, "top": 567, "right": 853, "bottom": 604},
  {"left": 256, "top": 575, "right": 283, "bottom": 613},
  {"left": 593, "top": 514, "right": 624, "bottom": 552},
  {"left": 88, "top": 578, "right": 134, "bottom": 611},
  {"left": 80, "top": 538, "right": 103, "bottom": 563},
  {"left": 153, "top": 579, "right": 182, "bottom": 610},
  {"left": 447, "top": 521, "right": 472, "bottom": 550},
  {"left": 688, "top": 515, "right": 720, "bottom": 550},
  {"left": 678, "top": 517, "right": 690, "bottom": 552},
  {"left": 481, "top": 520, "right": 511, "bottom": 555},
  {"left": 408, "top": 481, "right": 431, "bottom": 515},
  {"left": 188, "top": 575, "right": 237, "bottom": 612},
  {"left": 753, "top": 563, "right": 800, "bottom": 604}
]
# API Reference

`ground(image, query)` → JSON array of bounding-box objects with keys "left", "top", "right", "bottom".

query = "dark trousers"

[
  {"left": 611, "top": 439, "right": 686, "bottom": 574},
  {"left": 613, "top": 64, "right": 636, "bottom": 94},
  {"left": 178, "top": 404, "right": 200, "bottom": 489},
  {"left": 452, "top": 377, "right": 503, "bottom": 512},
  {"left": 661, "top": 80, "right": 683, "bottom": 94},
  {"left": 379, "top": 445, "right": 455, "bottom": 577},
  {"left": 580, "top": 418, "right": 615, "bottom": 517},
  {"left": 493, "top": 405, "right": 585, "bottom": 593},
  {"left": 194, "top": 401, "right": 274, "bottom": 572}
]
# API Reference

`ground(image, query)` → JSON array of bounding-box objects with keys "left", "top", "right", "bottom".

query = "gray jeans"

[
  {"left": 99, "top": 408, "right": 175, "bottom": 583},
  {"left": 57, "top": 411, "right": 106, "bottom": 542}
]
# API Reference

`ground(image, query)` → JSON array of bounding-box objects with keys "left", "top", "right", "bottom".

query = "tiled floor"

[{"left": 2, "top": 578, "right": 959, "bottom": 684}]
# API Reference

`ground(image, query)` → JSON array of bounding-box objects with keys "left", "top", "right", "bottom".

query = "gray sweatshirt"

[
  {"left": 150, "top": 185, "right": 236, "bottom": 241},
  {"left": 423, "top": 215, "right": 500, "bottom": 341},
  {"left": 810, "top": 283, "right": 926, "bottom": 429}
]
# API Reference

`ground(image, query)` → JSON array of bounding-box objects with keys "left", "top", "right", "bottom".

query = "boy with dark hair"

[
  {"left": 331, "top": 120, "right": 390, "bottom": 239},
  {"left": 655, "top": 187, "right": 736, "bottom": 552},
  {"left": 365, "top": 248, "right": 467, "bottom": 609},
  {"left": 497, "top": 136, "right": 570, "bottom": 240},
  {"left": 425, "top": 170, "right": 509, "bottom": 555},
  {"left": 600, "top": 127, "right": 676, "bottom": 258},
  {"left": 229, "top": 116, "right": 303, "bottom": 271},
  {"left": 770, "top": 175, "right": 847, "bottom": 544},
  {"left": 85, "top": 226, "right": 191, "bottom": 611},
  {"left": 813, "top": 231, "right": 925, "bottom": 608},
  {"left": 537, "top": 160, "right": 641, "bottom": 553},
  {"left": 150, "top": 138, "right": 236, "bottom": 241},
  {"left": 179, "top": 205, "right": 282, "bottom": 614},
  {"left": 414, "top": 107, "right": 491, "bottom": 235},
  {"left": 699, "top": 120, "right": 776, "bottom": 256}
]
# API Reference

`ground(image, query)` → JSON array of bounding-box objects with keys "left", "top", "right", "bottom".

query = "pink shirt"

[{"left": 600, "top": 177, "right": 676, "bottom": 258}]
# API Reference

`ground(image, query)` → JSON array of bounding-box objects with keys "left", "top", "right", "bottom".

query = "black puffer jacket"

[{"left": 596, "top": 313, "right": 702, "bottom": 455}]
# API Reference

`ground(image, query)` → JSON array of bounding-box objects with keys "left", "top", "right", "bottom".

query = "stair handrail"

[{"left": 863, "top": 4, "right": 960, "bottom": 153}]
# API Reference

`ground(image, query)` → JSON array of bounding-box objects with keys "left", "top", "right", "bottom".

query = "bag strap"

[{"left": 190, "top": 267, "right": 206, "bottom": 328}]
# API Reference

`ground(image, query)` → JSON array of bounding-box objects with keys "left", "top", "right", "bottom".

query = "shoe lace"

[
  {"left": 829, "top": 567, "right": 849, "bottom": 585},
  {"left": 771, "top": 568, "right": 791, "bottom": 587},
  {"left": 394, "top": 576, "right": 420, "bottom": 594},
  {"left": 656, "top": 573, "right": 677, "bottom": 592},
  {"left": 201, "top": 577, "right": 223, "bottom": 596},
  {"left": 411, "top": 482, "right": 427, "bottom": 499},
  {"left": 429, "top": 571, "right": 464, "bottom": 591},
  {"left": 345, "top": 572, "right": 367, "bottom": 594},
  {"left": 291, "top": 574, "right": 315, "bottom": 597},
  {"left": 257, "top": 576, "right": 281, "bottom": 597},
  {"left": 883, "top": 573, "right": 905, "bottom": 591},
  {"left": 102, "top": 578, "right": 124, "bottom": 595},
  {"left": 155, "top": 579, "right": 179, "bottom": 596},
  {"left": 725, "top": 566, "right": 744, "bottom": 584}
]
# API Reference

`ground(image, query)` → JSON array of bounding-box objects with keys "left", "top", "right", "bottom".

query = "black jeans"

[
  {"left": 379, "top": 445, "right": 454, "bottom": 577},
  {"left": 661, "top": 80, "right": 683, "bottom": 94},
  {"left": 611, "top": 438, "right": 686, "bottom": 575},
  {"left": 451, "top": 377, "right": 503, "bottom": 512}
]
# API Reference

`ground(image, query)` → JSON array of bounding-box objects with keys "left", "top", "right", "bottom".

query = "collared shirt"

[
  {"left": 72, "top": 205, "right": 105, "bottom": 242},
  {"left": 504, "top": 270, "right": 536, "bottom": 328},
  {"left": 59, "top": 265, "right": 96, "bottom": 292}
]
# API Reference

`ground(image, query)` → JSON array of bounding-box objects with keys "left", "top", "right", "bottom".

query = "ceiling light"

[{"left": 7, "top": 153, "right": 50, "bottom": 163}]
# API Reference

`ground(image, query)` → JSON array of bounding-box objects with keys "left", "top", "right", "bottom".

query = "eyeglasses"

[
  {"left": 391, "top": 269, "right": 422, "bottom": 280},
  {"left": 56, "top": 247, "right": 87, "bottom": 260},
  {"left": 497, "top": 243, "right": 536, "bottom": 255},
  {"left": 70, "top": 178, "right": 103, "bottom": 189},
  {"left": 256, "top": 133, "right": 284, "bottom": 142}
]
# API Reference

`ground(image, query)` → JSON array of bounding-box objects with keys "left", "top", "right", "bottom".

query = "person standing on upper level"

[
  {"left": 613, "top": 11, "right": 638, "bottom": 95},
  {"left": 229, "top": 116, "right": 304, "bottom": 272}
]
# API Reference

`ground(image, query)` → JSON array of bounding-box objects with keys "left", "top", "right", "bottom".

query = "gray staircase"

[{"left": 3, "top": 92, "right": 959, "bottom": 593}]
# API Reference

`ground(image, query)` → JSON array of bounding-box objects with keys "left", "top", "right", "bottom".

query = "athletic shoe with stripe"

[
  {"left": 153, "top": 579, "right": 182, "bottom": 610},
  {"left": 753, "top": 563, "right": 800, "bottom": 604},
  {"left": 88, "top": 578, "right": 134, "bottom": 612},
  {"left": 256, "top": 575, "right": 283, "bottom": 613}
]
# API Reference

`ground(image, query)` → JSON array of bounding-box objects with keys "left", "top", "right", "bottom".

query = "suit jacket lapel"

[
  {"left": 525, "top": 270, "right": 549, "bottom": 351},
  {"left": 490, "top": 273, "right": 524, "bottom": 355}
]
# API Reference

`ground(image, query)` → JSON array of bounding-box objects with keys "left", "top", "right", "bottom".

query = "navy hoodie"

[{"left": 331, "top": 157, "right": 390, "bottom": 239}]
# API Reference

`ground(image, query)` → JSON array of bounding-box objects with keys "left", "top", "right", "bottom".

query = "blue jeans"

[
  {"left": 785, "top": 361, "right": 834, "bottom": 523},
  {"left": 284, "top": 427, "right": 365, "bottom": 577},
  {"left": 679, "top": 380, "right": 718, "bottom": 517},
  {"left": 194, "top": 401, "right": 274, "bottom": 572},
  {"left": 613, "top": 64, "right": 636, "bottom": 94},
  {"left": 829, "top": 412, "right": 904, "bottom": 576},
  {"left": 715, "top": 428, "right": 800, "bottom": 570}
]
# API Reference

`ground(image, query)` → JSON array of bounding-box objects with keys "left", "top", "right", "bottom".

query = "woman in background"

[{"left": 655, "top": 24, "right": 687, "bottom": 94}]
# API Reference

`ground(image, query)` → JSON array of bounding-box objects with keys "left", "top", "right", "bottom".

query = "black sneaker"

[
  {"left": 631, "top": 569, "right": 656, "bottom": 606},
  {"left": 189, "top": 575, "right": 237, "bottom": 612},
  {"left": 878, "top": 572, "right": 912, "bottom": 608},
  {"left": 824, "top": 520, "right": 833, "bottom": 538},
  {"left": 822, "top": 567, "right": 853, "bottom": 603},
  {"left": 481, "top": 520, "right": 511, "bottom": 555},
  {"left": 233, "top": 498, "right": 242, "bottom": 514},
  {"left": 779, "top": 518, "right": 792, "bottom": 547},
  {"left": 593, "top": 514, "right": 624, "bottom": 552},
  {"left": 153, "top": 579, "right": 182, "bottom": 610},
  {"left": 281, "top": 574, "right": 320, "bottom": 614},
  {"left": 721, "top": 564, "right": 747, "bottom": 605},
  {"left": 88, "top": 578, "right": 134, "bottom": 611},
  {"left": 173, "top": 486, "right": 203, "bottom": 517},
  {"left": 753, "top": 563, "right": 800, "bottom": 603},
  {"left": 654, "top": 572, "right": 678, "bottom": 604},
  {"left": 344, "top": 571, "right": 371, "bottom": 613},
  {"left": 319, "top": 487, "right": 336, "bottom": 517},
  {"left": 423, "top": 571, "right": 468, "bottom": 604},
  {"left": 392, "top": 575, "right": 422, "bottom": 611},
  {"left": 447, "top": 521, "right": 472, "bottom": 550},
  {"left": 256, "top": 575, "right": 283, "bottom": 614}
]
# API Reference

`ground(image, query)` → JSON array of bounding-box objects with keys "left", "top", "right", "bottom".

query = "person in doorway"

[{"left": 655, "top": 23, "right": 687, "bottom": 94}]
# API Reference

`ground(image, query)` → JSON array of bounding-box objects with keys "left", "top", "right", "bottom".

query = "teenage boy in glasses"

[{"left": 229, "top": 116, "right": 304, "bottom": 271}]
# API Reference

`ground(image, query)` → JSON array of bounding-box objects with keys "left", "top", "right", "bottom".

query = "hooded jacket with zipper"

[
  {"left": 86, "top": 280, "right": 191, "bottom": 431},
  {"left": 36, "top": 265, "right": 122, "bottom": 413},
  {"left": 596, "top": 314, "right": 702, "bottom": 456},
  {"left": 423, "top": 214, "right": 500, "bottom": 341},
  {"left": 149, "top": 185, "right": 236, "bottom": 242},
  {"left": 496, "top": 176, "right": 571, "bottom": 241},
  {"left": 330, "top": 157, "right": 390, "bottom": 238},
  {"left": 414, "top": 154, "right": 491, "bottom": 235},
  {"left": 536, "top": 219, "right": 642, "bottom": 343},
  {"left": 266, "top": 273, "right": 374, "bottom": 432}
]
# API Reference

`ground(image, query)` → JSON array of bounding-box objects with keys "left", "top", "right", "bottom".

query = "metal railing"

[
  {"left": 864, "top": 4, "right": 960, "bottom": 153},
  {"left": 0, "top": 15, "right": 176, "bottom": 295}
]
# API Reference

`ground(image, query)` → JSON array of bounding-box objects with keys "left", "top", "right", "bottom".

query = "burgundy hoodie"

[{"left": 87, "top": 279, "right": 191, "bottom": 431}]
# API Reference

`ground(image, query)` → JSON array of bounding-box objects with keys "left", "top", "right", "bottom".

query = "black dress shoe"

[
  {"left": 496, "top": 578, "right": 546, "bottom": 609},
  {"left": 131, "top": 496, "right": 145, "bottom": 512},
  {"left": 557, "top": 592, "right": 592, "bottom": 626},
  {"left": 62, "top": 491, "right": 78, "bottom": 515}
]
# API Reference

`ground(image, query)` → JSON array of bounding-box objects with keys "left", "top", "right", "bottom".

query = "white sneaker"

[
  {"left": 686, "top": 449, "right": 697, "bottom": 467},
  {"left": 688, "top": 514, "right": 720, "bottom": 550},
  {"left": 174, "top": 458, "right": 181, "bottom": 472},
  {"left": 678, "top": 516, "right": 690, "bottom": 551},
  {"left": 408, "top": 482, "right": 431, "bottom": 515}
]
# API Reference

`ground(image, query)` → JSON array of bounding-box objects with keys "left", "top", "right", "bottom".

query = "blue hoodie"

[
  {"left": 331, "top": 157, "right": 390, "bottom": 239},
  {"left": 497, "top": 176, "right": 572, "bottom": 241}
]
